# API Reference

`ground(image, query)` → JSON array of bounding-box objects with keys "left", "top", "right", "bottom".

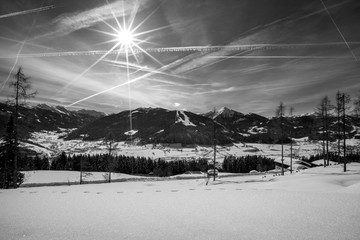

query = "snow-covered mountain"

[
  {"left": 0, "top": 103, "right": 105, "bottom": 138},
  {"left": 65, "top": 107, "right": 235, "bottom": 145},
  {"left": 204, "top": 107, "right": 244, "bottom": 119},
  {"left": 1, "top": 102, "right": 360, "bottom": 146}
]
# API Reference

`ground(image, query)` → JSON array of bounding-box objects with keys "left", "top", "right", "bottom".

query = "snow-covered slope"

[
  {"left": 0, "top": 102, "right": 104, "bottom": 138},
  {"left": 65, "top": 107, "right": 234, "bottom": 145},
  {"left": 1, "top": 164, "right": 360, "bottom": 240}
]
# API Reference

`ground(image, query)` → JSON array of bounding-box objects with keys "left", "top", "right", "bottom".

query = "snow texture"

[
  {"left": 1, "top": 164, "right": 360, "bottom": 240},
  {"left": 175, "top": 110, "right": 196, "bottom": 126},
  {"left": 124, "top": 129, "right": 138, "bottom": 136}
]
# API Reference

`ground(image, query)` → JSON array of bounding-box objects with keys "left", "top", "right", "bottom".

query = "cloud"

[
  {"left": 165, "top": 0, "right": 357, "bottom": 75},
  {"left": 193, "top": 87, "right": 239, "bottom": 96},
  {"left": 32, "top": 0, "right": 150, "bottom": 39}
]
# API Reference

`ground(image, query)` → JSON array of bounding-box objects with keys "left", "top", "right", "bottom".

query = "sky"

[{"left": 0, "top": 0, "right": 360, "bottom": 117}]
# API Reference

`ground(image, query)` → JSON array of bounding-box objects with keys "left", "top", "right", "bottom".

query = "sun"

[{"left": 116, "top": 29, "right": 135, "bottom": 47}]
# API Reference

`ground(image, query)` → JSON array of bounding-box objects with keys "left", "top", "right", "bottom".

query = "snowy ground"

[
  {"left": 20, "top": 170, "right": 243, "bottom": 187},
  {"left": 21, "top": 171, "right": 150, "bottom": 187},
  {"left": 1, "top": 163, "right": 360, "bottom": 240}
]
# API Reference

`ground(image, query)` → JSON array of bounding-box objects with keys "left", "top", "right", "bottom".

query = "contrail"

[
  {"left": 0, "top": 42, "right": 25, "bottom": 91},
  {"left": 65, "top": 59, "right": 178, "bottom": 108},
  {"left": 319, "top": 0, "right": 358, "bottom": 61},
  {"left": 0, "top": 36, "right": 56, "bottom": 51},
  {"left": 65, "top": 72, "right": 151, "bottom": 108},
  {"left": 0, "top": 5, "right": 55, "bottom": 19},
  {"left": 208, "top": 55, "right": 353, "bottom": 59},
  {"left": 2, "top": 42, "right": 359, "bottom": 59},
  {"left": 104, "top": 59, "right": 192, "bottom": 80},
  {"left": 1, "top": 0, "right": 53, "bottom": 93}
]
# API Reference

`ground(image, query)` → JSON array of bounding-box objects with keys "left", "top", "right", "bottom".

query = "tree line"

[
  {"left": 222, "top": 155, "right": 275, "bottom": 173},
  {"left": 302, "top": 152, "right": 360, "bottom": 165},
  {"left": 50, "top": 152, "right": 210, "bottom": 177}
]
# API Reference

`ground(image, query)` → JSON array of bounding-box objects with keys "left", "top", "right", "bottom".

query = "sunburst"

[
  {"left": 81, "top": 1, "right": 167, "bottom": 144},
  {"left": 116, "top": 29, "right": 134, "bottom": 46}
]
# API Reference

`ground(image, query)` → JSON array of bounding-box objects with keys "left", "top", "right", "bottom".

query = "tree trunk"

[
  {"left": 290, "top": 138, "right": 293, "bottom": 174},
  {"left": 213, "top": 120, "right": 216, "bottom": 181},
  {"left": 281, "top": 116, "right": 284, "bottom": 176},
  {"left": 322, "top": 109, "right": 326, "bottom": 167},
  {"left": 325, "top": 106, "right": 329, "bottom": 166},
  {"left": 80, "top": 157, "right": 83, "bottom": 184},
  {"left": 108, "top": 142, "right": 112, "bottom": 183},
  {"left": 343, "top": 94, "right": 346, "bottom": 172},
  {"left": 337, "top": 105, "right": 341, "bottom": 162}
]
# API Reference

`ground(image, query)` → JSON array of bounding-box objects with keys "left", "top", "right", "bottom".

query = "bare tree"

[
  {"left": 354, "top": 92, "right": 360, "bottom": 117},
  {"left": 275, "top": 102, "right": 285, "bottom": 175},
  {"left": 104, "top": 132, "right": 116, "bottom": 183},
  {"left": 315, "top": 96, "right": 332, "bottom": 167},
  {"left": 289, "top": 106, "right": 295, "bottom": 174},
  {"left": 335, "top": 91, "right": 342, "bottom": 161},
  {"left": 7, "top": 67, "right": 37, "bottom": 188},
  {"left": 339, "top": 93, "right": 351, "bottom": 172}
]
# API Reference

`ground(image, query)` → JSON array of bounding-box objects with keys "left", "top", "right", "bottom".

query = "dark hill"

[{"left": 0, "top": 103, "right": 104, "bottom": 139}]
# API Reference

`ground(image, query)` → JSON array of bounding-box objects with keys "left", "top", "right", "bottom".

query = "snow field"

[
  {"left": 1, "top": 164, "right": 360, "bottom": 240},
  {"left": 28, "top": 129, "right": 360, "bottom": 161},
  {"left": 21, "top": 170, "right": 149, "bottom": 187}
]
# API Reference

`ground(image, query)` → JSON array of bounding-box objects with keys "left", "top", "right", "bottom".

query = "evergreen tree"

[
  {"left": 0, "top": 116, "right": 24, "bottom": 188},
  {"left": 6, "top": 67, "right": 37, "bottom": 188}
]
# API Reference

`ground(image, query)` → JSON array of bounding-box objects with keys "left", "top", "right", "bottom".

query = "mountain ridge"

[
  {"left": 1, "top": 102, "right": 360, "bottom": 145},
  {"left": 0, "top": 102, "right": 105, "bottom": 139}
]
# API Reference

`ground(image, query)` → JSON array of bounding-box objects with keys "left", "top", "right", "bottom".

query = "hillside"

[
  {"left": 65, "top": 108, "right": 235, "bottom": 145},
  {"left": 65, "top": 106, "right": 360, "bottom": 145},
  {"left": 1, "top": 103, "right": 359, "bottom": 146},
  {"left": 0, "top": 103, "right": 105, "bottom": 139}
]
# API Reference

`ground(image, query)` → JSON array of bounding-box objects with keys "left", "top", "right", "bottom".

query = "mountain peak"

[
  {"left": 214, "top": 107, "right": 242, "bottom": 119},
  {"left": 35, "top": 104, "right": 53, "bottom": 111}
]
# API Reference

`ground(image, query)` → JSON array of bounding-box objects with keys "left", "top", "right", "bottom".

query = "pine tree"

[
  {"left": 6, "top": 67, "right": 37, "bottom": 188},
  {"left": 0, "top": 116, "right": 24, "bottom": 188}
]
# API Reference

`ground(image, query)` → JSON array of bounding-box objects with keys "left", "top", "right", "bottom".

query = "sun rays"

[
  {"left": 2, "top": 0, "right": 360, "bottom": 119},
  {"left": 62, "top": 1, "right": 170, "bottom": 143}
]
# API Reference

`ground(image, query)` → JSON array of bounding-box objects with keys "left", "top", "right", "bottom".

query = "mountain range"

[
  {"left": 1, "top": 103, "right": 359, "bottom": 145},
  {"left": 0, "top": 102, "right": 104, "bottom": 139}
]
